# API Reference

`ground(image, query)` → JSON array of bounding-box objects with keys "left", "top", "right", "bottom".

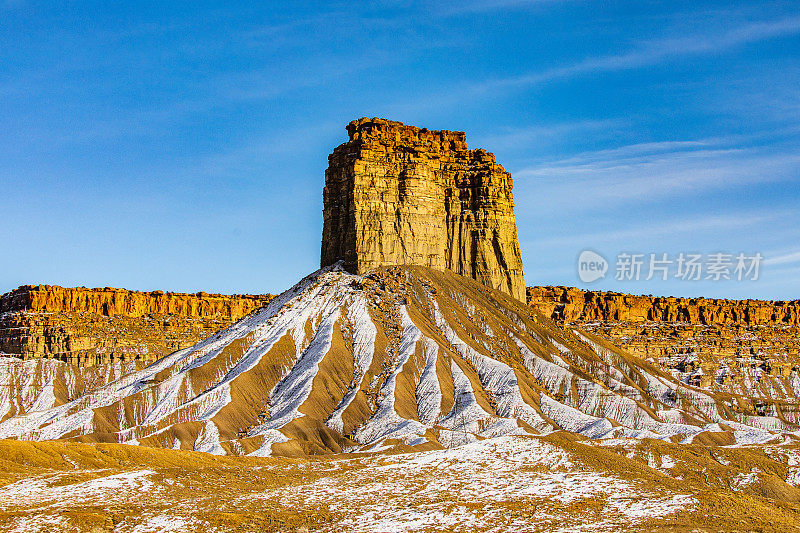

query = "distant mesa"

[
  {"left": 321, "top": 117, "right": 526, "bottom": 301},
  {"left": 0, "top": 285, "right": 273, "bottom": 365}
]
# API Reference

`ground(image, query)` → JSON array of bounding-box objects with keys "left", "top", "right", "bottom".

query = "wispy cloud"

[
  {"left": 478, "top": 16, "right": 800, "bottom": 91},
  {"left": 197, "top": 120, "right": 340, "bottom": 180},
  {"left": 439, "top": 0, "right": 569, "bottom": 15},
  {"left": 387, "top": 15, "right": 800, "bottom": 116},
  {"left": 513, "top": 137, "right": 800, "bottom": 209},
  {"left": 471, "top": 119, "right": 623, "bottom": 153},
  {"left": 525, "top": 210, "right": 787, "bottom": 248},
  {"left": 765, "top": 251, "right": 800, "bottom": 266}
]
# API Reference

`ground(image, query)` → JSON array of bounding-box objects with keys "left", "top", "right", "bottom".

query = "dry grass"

[{"left": 1, "top": 436, "right": 800, "bottom": 532}]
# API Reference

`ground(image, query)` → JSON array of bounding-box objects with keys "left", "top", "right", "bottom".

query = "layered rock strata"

[
  {"left": 528, "top": 286, "right": 800, "bottom": 398},
  {"left": 527, "top": 286, "right": 800, "bottom": 325},
  {"left": 0, "top": 285, "right": 273, "bottom": 365},
  {"left": 321, "top": 117, "right": 526, "bottom": 301}
]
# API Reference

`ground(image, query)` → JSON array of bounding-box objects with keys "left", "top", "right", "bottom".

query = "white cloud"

[
  {"left": 383, "top": 16, "right": 800, "bottom": 118},
  {"left": 512, "top": 139, "right": 800, "bottom": 209},
  {"left": 525, "top": 211, "right": 786, "bottom": 248},
  {"left": 439, "top": 0, "right": 568, "bottom": 15},
  {"left": 475, "top": 16, "right": 800, "bottom": 91},
  {"left": 471, "top": 119, "right": 623, "bottom": 153},
  {"left": 765, "top": 251, "right": 800, "bottom": 266}
]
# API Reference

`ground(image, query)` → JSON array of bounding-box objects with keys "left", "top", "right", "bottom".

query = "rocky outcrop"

[
  {"left": 321, "top": 117, "right": 526, "bottom": 301},
  {"left": 528, "top": 286, "right": 800, "bottom": 394},
  {"left": 527, "top": 286, "right": 800, "bottom": 325},
  {"left": 0, "top": 285, "right": 273, "bottom": 365}
]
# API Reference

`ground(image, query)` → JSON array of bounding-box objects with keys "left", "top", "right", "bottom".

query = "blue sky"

[{"left": 2, "top": 1, "right": 798, "bottom": 299}]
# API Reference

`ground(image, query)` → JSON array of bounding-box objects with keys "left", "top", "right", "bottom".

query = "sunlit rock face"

[
  {"left": 0, "top": 285, "right": 273, "bottom": 365},
  {"left": 321, "top": 117, "right": 526, "bottom": 301}
]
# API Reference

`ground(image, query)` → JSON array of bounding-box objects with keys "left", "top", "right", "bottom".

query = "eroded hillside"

[
  {"left": 1, "top": 265, "right": 797, "bottom": 456},
  {"left": 1, "top": 432, "right": 799, "bottom": 532},
  {"left": 1, "top": 268, "right": 799, "bottom": 532}
]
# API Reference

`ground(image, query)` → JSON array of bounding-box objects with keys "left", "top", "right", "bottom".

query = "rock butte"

[{"left": 321, "top": 117, "right": 526, "bottom": 301}]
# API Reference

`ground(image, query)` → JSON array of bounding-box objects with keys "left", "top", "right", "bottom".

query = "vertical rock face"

[
  {"left": 0, "top": 285, "right": 273, "bottom": 364},
  {"left": 527, "top": 286, "right": 800, "bottom": 326},
  {"left": 321, "top": 117, "right": 526, "bottom": 301}
]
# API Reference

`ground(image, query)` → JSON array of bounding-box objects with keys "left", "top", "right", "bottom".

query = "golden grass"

[{"left": 1, "top": 436, "right": 800, "bottom": 532}]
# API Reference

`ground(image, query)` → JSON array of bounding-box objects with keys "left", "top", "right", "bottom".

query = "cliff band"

[{"left": 0, "top": 285, "right": 273, "bottom": 364}]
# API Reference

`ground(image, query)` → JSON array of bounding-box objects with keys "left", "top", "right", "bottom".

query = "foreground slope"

[
  {"left": 0, "top": 264, "right": 797, "bottom": 455},
  {"left": 1, "top": 436, "right": 799, "bottom": 532}
]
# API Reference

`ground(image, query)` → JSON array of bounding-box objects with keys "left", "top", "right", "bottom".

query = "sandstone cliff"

[
  {"left": 527, "top": 286, "right": 800, "bottom": 325},
  {"left": 321, "top": 117, "right": 526, "bottom": 301},
  {"left": 528, "top": 286, "right": 800, "bottom": 394},
  {"left": 0, "top": 285, "right": 273, "bottom": 365}
]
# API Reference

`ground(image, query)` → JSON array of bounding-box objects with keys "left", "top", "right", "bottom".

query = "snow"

[
  {"left": 608, "top": 493, "right": 695, "bottom": 520},
  {"left": 787, "top": 466, "right": 800, "bottom": 486},
  {"left": 659, "top": 455, "right": 677, "bottom": 469},
  {"left": 438, "top": 360, "right": 512, "bottom": 447},
  {"left": 353, "top": 306, "right": 428, "bottom": 445},
  {"left": 248, "top": 305, "right": 340, "bottom": 437},
  {"left": 730, "top": 467, "right": 760, "bottom": 491},
  {"left": 0, "top": 470, "right": 155, "bottom": 508},
  {"left": 0, "top": 264, "right": 796, "bottom": 457},
  {"left": 0, "top": 358, "right": 67, "bottom": 421},
  {"left": 128, "top": 515, "right": 199, "bottom": 532},
  {"left": 731, "top": 427, "right": 777, "bottom": 446},
  {"left": 415, "top": 338, "right": 442, "bottom": 426},
  {"left": 27, "top": 378, "right": 56, "bottom": 413},
  {"left": 247, "top": 429, "right": 290, "bottom": 457},
  {"left": 326, "top": 295, "right": 377, "bottom": 433},
  {"left": 248, "top": 434, "right": 695, "bottom": 532},
  {"left": 194, "top": 420, "right": 225, "bottom": 455},
  {"left": 431, "top": 300, "right": 549, "bottom": 434}
]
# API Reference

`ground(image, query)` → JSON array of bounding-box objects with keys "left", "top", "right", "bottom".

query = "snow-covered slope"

[{"left": 0, "top": 264, "right": 796, "bottom": 455}]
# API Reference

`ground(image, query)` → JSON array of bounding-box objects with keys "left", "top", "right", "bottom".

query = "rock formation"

[
  {"left": 0, "top": 285, "right": 273, "bottom": 365},
  {"left": 2, "top": 270, "right": 799, "bottom": 531},
  {"left": 4, "top": 265, "right": 795, "bottom": 455},
  {"left": 528, "top": 286, "right": 800, "bottom": 393},
  {"left": 527, "top": 286, "right": 800, "bottom": 325},
  {"left": 321, "top": 117, "right": 526, "bottom": 301}
]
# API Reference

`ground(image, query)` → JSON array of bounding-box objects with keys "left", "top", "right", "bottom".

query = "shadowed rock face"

[{"left": 321, "top": 117, "right": 526, "bottom": 301}]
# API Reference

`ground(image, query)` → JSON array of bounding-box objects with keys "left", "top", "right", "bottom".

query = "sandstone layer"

[
  {"left": 0, "top": 285, "right": 273, "bottom": 365},
  {"left": 528, "top": 286, "right": 800, "bottom": 397},
  {"left": 527, "top": 286, "right": 800, "bottom": 325},
  {"left": 321, "top": 117, "right": 526, "bottom": 301}
]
